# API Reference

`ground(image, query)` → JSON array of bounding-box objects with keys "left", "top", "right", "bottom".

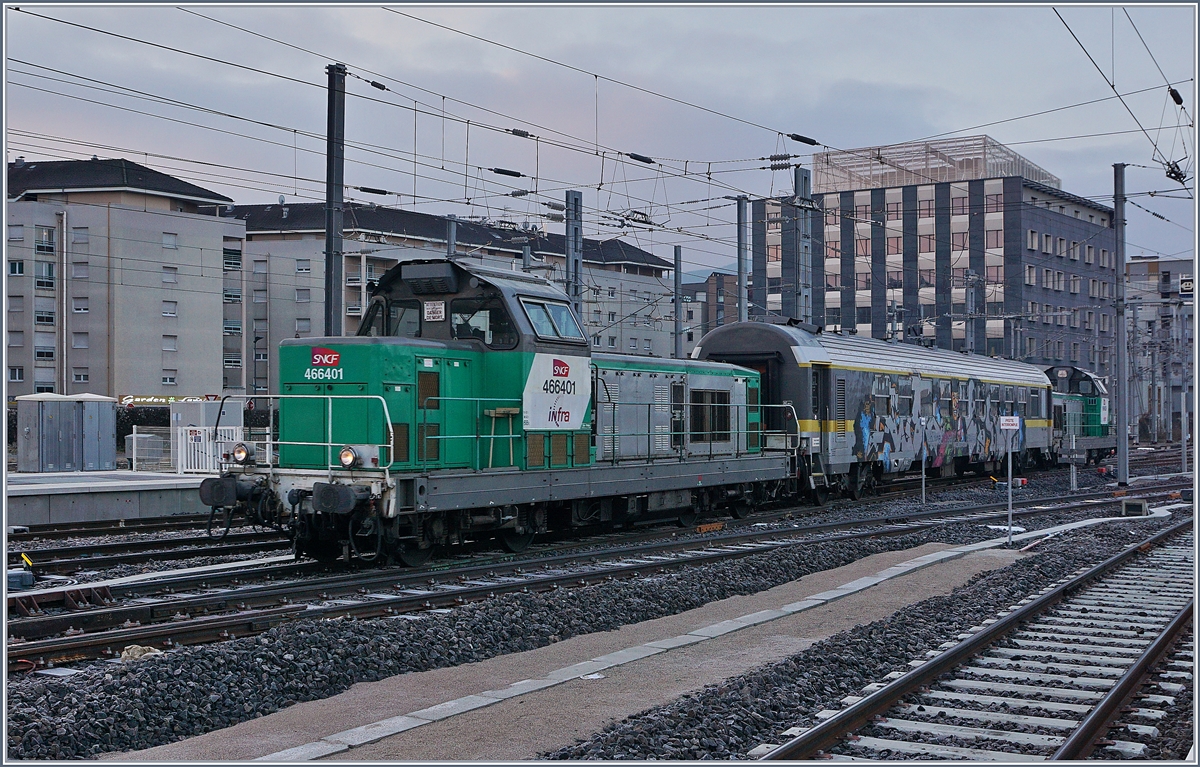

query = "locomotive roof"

[
  {"left": 375, "top": 257, "right": 570, "bottom": 304},
  {"left": 698, "top": 322, "right": 1051, "bottom": 387}
]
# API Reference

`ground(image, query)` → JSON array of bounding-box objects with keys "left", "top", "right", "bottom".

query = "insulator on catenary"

[
  {"left": 509, "top": 128, "right": 531, "bottom": 138},
  {"left": 770, "top": 162, "right": 790, "bottom": 170},
  {"left": 627, "top": 152, "right": 655, "bottom": 164},
  {"left": 769, "top": 153, "right": 790, "bottom": 162},
  {"left": 490, "top": 167, "right": 524, "bottom": 178},
  {"left": 358, "top": 186, "right": 389, "bottom": 196},
  {"left": 509, "top": 189, "right": 530, "bottom": 197},
  {"left": 369, "top": 81, "right": 387, "bottom": 91},
  {"left": 788, "top": 133, "right": 819, "bottom": 145},
  {"left": 1169, "top": 87, "right": 1184, "bottom": 106},
  {"left": 543, "top": 201, "right": 566, "bottom": 211},
  {"left": 544, "top": 213, "right": 565, "bottom": 222}
]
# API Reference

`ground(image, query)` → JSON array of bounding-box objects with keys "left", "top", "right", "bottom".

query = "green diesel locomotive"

[{"left": 200, "top": 258, "right": 797, "bottom": 564}]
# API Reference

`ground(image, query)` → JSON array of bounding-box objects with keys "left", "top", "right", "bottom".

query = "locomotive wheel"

[
  {"left": 500, "top": 530, "right": 535, "bottom": 553},
  {"left": 846, "top": 470, "right": 867, "bottom": 501},
  {"left": 676, "top": 508, "right": 699, "bottom": 527},
  {"left": 349, "top": 513, "right": 383, "bottom": 564},
  {"left": 395, "top": 542, "right": 433, "bottom": 567},
  {"left": 729, "top": 499, "right": 752, "bottom": 519},
  {"left": 810, "top": 485, "right": 829, "bottom": 507}
]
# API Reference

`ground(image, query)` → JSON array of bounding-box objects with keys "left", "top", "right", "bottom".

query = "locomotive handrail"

[
  {"left": 202, "top": 394, "right": 396, "bottom": 476},
  {"left": 416, "top": 396, "right": 524, "bottom": 471}
]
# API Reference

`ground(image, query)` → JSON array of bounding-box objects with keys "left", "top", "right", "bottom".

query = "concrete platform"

[{"left": 5, "top": 471, "right": 211, "bottom": 526}]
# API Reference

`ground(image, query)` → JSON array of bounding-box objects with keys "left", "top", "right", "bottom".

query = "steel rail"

[
  {"left": 7, "top": 514, "right": 214, "bottom": 542},
  {"left": 13, "top": 539, "right": 294, "bottom": 575},
  {"left": 759, "top": 515, "right": 1195, "bottom": 760},
  {"left": 8, "top": 483, "right": 1184, "bottom": 642},
  {"left": 10, "top": 530, "right": 288, "bottom": 566},
  {"left": 1050, "top": 597, "right": 1194, "bottom": 760},
  {"left": 7, "top": 489, "right": 1159, "bottom": 643}
]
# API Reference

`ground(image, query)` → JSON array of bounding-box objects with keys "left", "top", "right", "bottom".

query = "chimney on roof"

[{"left": 13, "top": 156, "right": 25, "bottom": 167}]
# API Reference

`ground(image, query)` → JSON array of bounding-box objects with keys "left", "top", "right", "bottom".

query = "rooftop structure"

[{"left": 813, "top": 135, "right": 1061, "bottom": 194}]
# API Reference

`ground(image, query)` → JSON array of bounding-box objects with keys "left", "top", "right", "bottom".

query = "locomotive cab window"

[
  {"left": 451, "top": 297, "right": 518, "bottom": 349},
  {"left": 389, "top": 300, "right": 421, "bottom": 338},
  {"left": 520, "top": 298, "right": 586, "bottom": 343}
]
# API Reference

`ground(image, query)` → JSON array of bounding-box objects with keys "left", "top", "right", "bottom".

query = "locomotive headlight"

[
  {"left": 338, "top": 446, "right": 361, "bottom": 468},
  {"left": 231, "top": 443, "right": 255, "bottom": 465}
]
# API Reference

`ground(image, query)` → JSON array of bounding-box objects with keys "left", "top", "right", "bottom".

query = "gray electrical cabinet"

[{"left": 16, "top": 393, "right": 118, "bottom": 472}]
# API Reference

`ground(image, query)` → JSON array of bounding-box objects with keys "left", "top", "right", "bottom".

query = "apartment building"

[
  {"left": 6, "top": 158, "right": 243, "bottom": 399},
  {"left": 808, "top": 136, "right": 1119, "bottom": 373},
  {"left": 1126, "top": 254, "right": 1193, "bottom": 441},
  {"left": 225, "top": 202, "right": 676, "bottom": 389}
]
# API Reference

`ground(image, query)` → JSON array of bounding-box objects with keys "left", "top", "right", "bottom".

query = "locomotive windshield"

[
  {"left": 358, "top": 297, "right": 421, "bottom": 337},
  {"left": 450, "top": 296, "right": 518, "bottom": 349},
  {"left": 519, "top": 298, "right": 586, "bottom": 342}
]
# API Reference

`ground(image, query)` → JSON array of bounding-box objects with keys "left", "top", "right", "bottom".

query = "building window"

[
  {"left": 71, "top": 227, "right": 89, "bottom": 245},
  {"left": 686, "top": 331, "right": 694, "bottom": 342},
  {"left": 162, "top": 232, "right": 178, "bottom": 249},
  {"left": 223, "top": 354, "right": 242, "bottom": 368},
  {"left": 252, "top": 289, "right": 267, "bottom": 304},
  {"left": 686, "top": 309, "right": 694, "bottom": 320},
  {"left": 1054, "top": 271, "right": 1064, "bottom": 291},
  {"left": 72, "top": 297, "right": 88, "bottom": 313},
  {"left": 73, "top": 368, "right": 89, "bottom": 383},
  {"left": 295, "top": 318, "right": 311, "bottom": 334},
  {"left": 643, "top": 339, "right": 651, "bottom": 351},
  {"left": 918, "top": 200, "right": 934, "bottom": 218},
  {"left": 1085, "top": 311, "right": 1095, "bottom": 330},
  {"left": 34, "top": 383, "right": 55, "bottom": 393},
  {"left": 295, "top": 288, "right": 310, "bottom": 303},
  {"left": 72, "top": 332, "right": 88, "bottom": 349},
  {"left": 1025, "top": 337, "right": 1036, "bottom": 357},
  {"left": 8, "top": 295, "right": 23, "bottom": 312},
  {"left": 918, "top": 234, "right": 935, "bottom": 253},
  {"left": 72, "top": 261, "right": 89, "bottom": 279},
  {"left": 9, "top": 260, "right": 25, "bottom": 276},
  {"left": 255, "top": 351, "right": 269, "bottom": 362},
  {"left": 885, "top": 202, "right": 901, "bottom": 221},
  {"left": 1071, "top": 342, "right": 1080, "bottom": 361},
  {"left": 34, "top": 261, "right": 54, "bottom": 289},
  {"left": 855, "top": 238, "right": 870, "bottom": 257},
  {"left": 1056, "top": 237, "right": 1066, "bottom": 257},
  {"left": 1071, "top": 309, "right": 1080, "bottom": 328},
  {"left": 606, "top": 311, "right": 616, "bottom": 323},
  {"left": 918, "top": 269, "right": 934, "bottom": 287},
  {"left": 162, "top": 370, "right": 177, "bottom": 386},
  {"left": 223, "top": 319, "right": 242, "bottom": 335},
  {"left": 629, "top": 337, "right": 637, "bottom": 350},
  {"left": 950, "top": 197, "right": 968, "bottom": 216},
  {"left": 1025, "top": 265, "right": 1036, "bottom": 286},
  {"left": 223, "top": 248, "right": 242, "bottom": 271},
  {"left": 855, "top": 204, "right": 871, "bottom": 221},
  {"left": 886, "top": 236, "right": 901, "bottom": 255},
  {"left": 856, "top": 306, "right": 872, "bottom": 325},
  {"left": 1069, "top": 241, "right": 1079, "bottom": 260},
  {"left": 855, "top": 272, "right": 871, "bottom": 290},
  {"left": 1057, "top": 306, "right": 1067, "bottom": 326},
  {"left": 35, "top": 346, "right": 54, "bottom": 361},
  {"left": 162, "top": 266, "right": 178, "bottom": 283},
  {"left": 1100, "top": 313, "right": 1111, "bottom": 332},
  {"left": 826, "top": 241, "right": 840, "bottom": 258},
  {"left": 253, "top": 319, "right": 267, "bottom": 332},
  {"left": 162, "top": 300, "right": 178, "bottom": 317},
  {"left": 1100, "top": 249, "right": 1109, "bottom": 268},
  {"left": 951, "top": 232, "right": 968, "bottom": 250},
  {"left": 1027, "top": 230, "right": 1038, "bottom": 250},
  {"left": 223, "top": 288, "right": 242, "bottom": 303},
  {"left": 8, "top": 366, "right": 24, "bottom": 382},
  {"left": 1069, "top": 274, "right": 1080, "bottom": 295},
  {"left": 608, "top": 288, "right": 616, "bottom": 298},
  {"left": 824, "top": 207, "right": 839, "bottom": 226},
  {"left": 34, "top": 310, "right": 55, "bottom": 325},
  {"left": 162, "top": 335, "right": 178, "bottom": 351},
  {"left": 9, "top": 331, "right": 24, "bottom": 347},
  {"left": 253, "top": 260, "right": 268, "bottom": 274},
  {"left": 35, "top": 226, "right": 55, "bottom": 255},
  {"left": 1085, "top": 245, "right": 1094, "bottom": 264},
  {"left": 8, "top": 224, "right": 24, "bottom": 241},
  {"left": 984, "top": 194, "right": 1003, "bottom": 213},
  {"left": 607, "top": 336, "right": 616, "bottom": 348},
  {"left": 1043, "top": 268, "right": 1053, "bottom": 288},
  {"left": 1041, "top": 233, "right": 1053, "bottom": 254},
  {"left": 985, "top": 229, "right": 1002, "bottom": 249}
]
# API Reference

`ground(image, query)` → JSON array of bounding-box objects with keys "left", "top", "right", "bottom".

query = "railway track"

[
  {"left": 7, "top": 514, "right": 216, "bottom": 542},
  {"left": 8, "top": 531, "right": 292, "bottom": 575},
  {"left": 757, "top": 518, "right": 1194, "bottom": 761},
  {"left": 7, "top": 485, "right": 1187, "bottom": 672}
]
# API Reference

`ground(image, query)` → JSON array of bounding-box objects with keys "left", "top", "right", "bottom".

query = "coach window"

[{"left": 451, "top": 296, "right": 518, "bottom": 349}]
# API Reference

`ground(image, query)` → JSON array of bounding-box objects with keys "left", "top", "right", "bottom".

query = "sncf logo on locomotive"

[
  {"left": 552, "top": 359, "right": 570, "bottom": 378},
  {"left": 311, "top": 347, "right": 341, "bottom": 367}
]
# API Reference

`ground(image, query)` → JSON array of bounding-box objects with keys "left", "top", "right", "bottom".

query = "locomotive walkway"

[{"left": 110, "top": 504, "right": 1183, "bottom": 762}]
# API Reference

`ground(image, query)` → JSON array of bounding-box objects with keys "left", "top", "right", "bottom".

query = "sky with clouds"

[{"left": 5, "top": 4, "right": 1195, "bottom": 275}]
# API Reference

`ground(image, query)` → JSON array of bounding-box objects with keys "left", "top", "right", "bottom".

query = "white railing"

[{"left": 175, "top": 426, "right": 245, "bottom": 473}]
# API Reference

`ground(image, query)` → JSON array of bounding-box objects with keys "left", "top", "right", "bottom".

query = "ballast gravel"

[
  {"left": 4, "top": 507, "right": 1175, "bottom": 760},
  {"left": 544, "top": 518, "right": 1182, "bottom": 760}
]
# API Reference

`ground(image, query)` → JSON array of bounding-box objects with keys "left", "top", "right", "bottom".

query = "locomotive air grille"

[
  {"left": 417, "top": 371, "right": 439, "bottom": 410},
  {"left": 551, "top": 433, "right": 569, "bottom": 466},
  {"left": 654, "top": 425, "right": 670, "bottom": 452},
  {"left": 835, "top": 379, "right": 847, "bottom": 435},
  {"left": 528, "top": 433, "right": 545, "bottom": 467},
  {"left": 573, "top": 433, "right": 591, "bottom": 464},
  {"left": 417, "top": 423, "right": 439, "bottom": 462},
  {"left": 392, "top": 423, "right": 410, "bottom": 463},
  {"left": 654, "top": 385, "right": 669, "bottom": 413}
]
